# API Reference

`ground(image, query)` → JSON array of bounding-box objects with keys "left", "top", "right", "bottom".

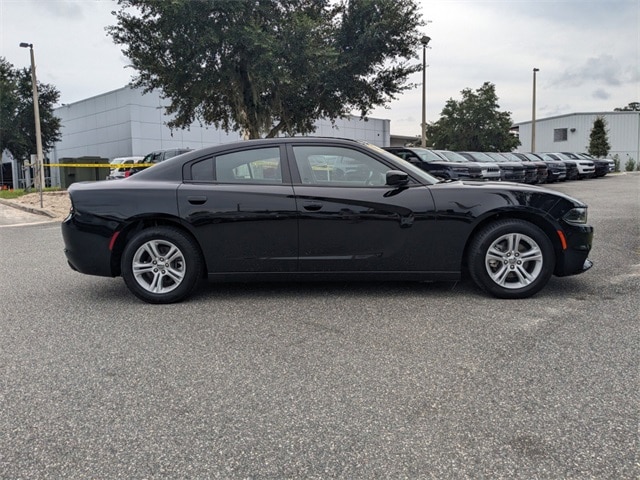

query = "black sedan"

[{"left": 62, "top": 138, "right": 594, "bottom": 303}]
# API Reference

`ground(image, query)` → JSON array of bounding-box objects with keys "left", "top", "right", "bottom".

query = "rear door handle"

[
  {"left": 187, "top": 196, "right": 207, "bottom": 205},
  {"left": 303, "top": 202, "right": 323, "bottom": 211}
]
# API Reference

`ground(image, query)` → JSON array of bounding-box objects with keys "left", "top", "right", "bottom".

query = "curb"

[{"left": 0, "top": 198, "right": 57, "bottom": 219}]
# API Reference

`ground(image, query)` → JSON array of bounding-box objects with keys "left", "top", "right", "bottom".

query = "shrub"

[
  {"left": 625, "top": 158, "right": 636, "bottom": 172},
  {"left": 612, "top": 154, "right": 621, "bottom": 172}
]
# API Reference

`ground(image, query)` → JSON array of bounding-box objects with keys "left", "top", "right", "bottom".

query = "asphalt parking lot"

[{"left": 1, "top": 173, "right": 638, "bottom": 478}]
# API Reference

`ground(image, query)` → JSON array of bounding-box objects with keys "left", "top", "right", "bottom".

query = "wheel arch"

[
  {"left": 110, "top": 216, "right": 207, "bottom": 278},
  {"left": 461, "top": 210, "right": 563, "bottom": 276}
]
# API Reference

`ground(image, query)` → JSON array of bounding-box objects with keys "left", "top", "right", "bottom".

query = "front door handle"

[{"left": 187, "top": 196, "right": 207, "bottom": 205}]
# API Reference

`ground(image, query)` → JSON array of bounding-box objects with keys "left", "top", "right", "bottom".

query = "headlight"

[{"left": 564, "top": 207, "right": 588, "bottom": 225}]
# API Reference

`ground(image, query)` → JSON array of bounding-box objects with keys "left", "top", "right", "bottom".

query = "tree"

[
  {"left": 613, "top": 102, "right": 640, "bottom": 111},
  {"left": 0, "top": 57, "right": 62, "bottom": 162},
  {"left": 424, "top": 82, "right": 520, "bottom": 151},
  {"left": 108, "top": 0, "right": 424, "bottom": 139},
  {"left": 587, "top": 116, "right": 610, "bottom": 158}
]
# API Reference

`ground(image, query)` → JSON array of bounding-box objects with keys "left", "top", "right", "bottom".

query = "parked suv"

[
  {"left": 545, "top": 152, "right": 594, "bottom": 179},
  {"left": 433, "top": 150, "right": 501, "bottom": 181},
  {"left": 383, "top": 147, "right": 483, "bottom": 181},
  {"left": 125, "top": 148, "right": 193, "bottom": 177},
  {"left": 511, "top": 152, "right": 549, "bottom": 184},
  {"left": 458, "top": 151, "right": 526, "bottom": 182},
  {"left": 562, "top": 152, "right": 609, "bottom": 177},
  {"left": 525, "top": 153, "right": 567, "bottom": 182}
]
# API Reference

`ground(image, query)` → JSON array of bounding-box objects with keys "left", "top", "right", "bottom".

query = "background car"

[
  {"left": 578, "top": 153, "right": 614, "bottom": 173},
  {"left": 535, "top": 153, "right": 576, "bottom": 180},
  {"left": 433, "top": 150, "right": 501, "bottom": 181},
  {"left": 62, "top": 137, "right": 593, "bottom": 304},
  {"left": 106, "top": 156, "right": 144, "bottom": 180},
  {"left": 562, "top": 152, "right": 609, "bottom": 177},
  {"left": 525, "top": 153, "right": 567, "bottom": 182},
  {"left": 495, "top": 152, "right": 538, "bottom": 184},
  {"left": 125, "top": 148, "right": 193, "bottom": 177},
  {"left": 498, "top": 152, "right": 547, "bottom": 185},
  {"left": 511, "top": 152, "right": 548, "bottom": 184},
  {"left": 545, "top": 152, "right": 594, "bottom": 179},
  {"left": 383, "top": 147, "right": 483, "bottom": 181},
  {"left": 458, "top": 151, "right": 526, "bottom": 182}
]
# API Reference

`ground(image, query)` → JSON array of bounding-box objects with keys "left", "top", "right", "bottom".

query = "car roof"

[{"left": 132, "top": 137, "right": 371, "bottom": 180}]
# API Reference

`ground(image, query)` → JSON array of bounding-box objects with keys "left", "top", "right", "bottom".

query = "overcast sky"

[{"left": 1, "top": 0, "right": 638, "bottom": 137}]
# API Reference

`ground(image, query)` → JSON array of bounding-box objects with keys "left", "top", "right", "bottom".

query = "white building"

[
  {"left": 514, "top": 111, "right": 640, "bottom": 162},
  {"left": 46, "top": 86, "right": 390, "bottom": 187}
]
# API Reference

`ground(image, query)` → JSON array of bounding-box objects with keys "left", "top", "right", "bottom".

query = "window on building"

[{"left": 554, "top": 128, "right": 568, "bottom": 142}]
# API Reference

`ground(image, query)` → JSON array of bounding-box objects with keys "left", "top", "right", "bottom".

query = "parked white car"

[
  {"left": 545, "top": 152, "right": 595, "bottom": 179},
  {"left": 106, "top": 156, "right": 144, "bottom": 180}
]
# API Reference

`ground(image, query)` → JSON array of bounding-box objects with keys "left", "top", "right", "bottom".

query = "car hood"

[
  {"left": 465, "top": 180, "right": 582, "bottom": 199},
  {"left": 425, "top": 180, "right": 587, "bottom": 223}
]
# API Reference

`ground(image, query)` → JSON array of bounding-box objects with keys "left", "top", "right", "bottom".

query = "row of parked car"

[
  {"left": 107, "top": 146, "right": 613, "bottom": 185},
  {"left": 383, "top": 148, "right": 614, "bottom": 184},
  {"left": 106, "top": 148, "right": 193, "bottom": 180}
]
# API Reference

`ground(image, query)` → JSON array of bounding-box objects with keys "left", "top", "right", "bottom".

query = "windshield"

[
  {"left": 366, "top": 143, "right": 439, "bottom": 185},
  {"left": 464, "top": 151, "right": 501, "bottom": 163},
  {"left": 533, "top": 153, "right": 555, "bottom": 161},
  {"left": 483, "top": 152, "right": 508, "bottom": 163},
  {"left": 434, "top": 150, "right": 469, "bottom": 163},
  {"left": 500, "top": 152, "right": 520, "bottom": 162},
  {"left": 407, "top": 148, "right": 444, "bottom": 163}
]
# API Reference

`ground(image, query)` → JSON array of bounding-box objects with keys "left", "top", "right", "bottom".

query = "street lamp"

[
  {"left": 19, "top": 42, "right": 44, "bottom": 207},
  {"left": 421, "top": 35, "right": 431, "bottom": 148},
  {"left": 531, "top": 67, "right": 539, "bottom": 153}
]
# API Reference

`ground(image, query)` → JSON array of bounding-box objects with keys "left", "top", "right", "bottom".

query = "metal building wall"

[
  {"left": 516, "top": 112, "right": 640, "bottom": 162},
  {"left": 50, "top": 86, "right": 391, "bottom": 178}
]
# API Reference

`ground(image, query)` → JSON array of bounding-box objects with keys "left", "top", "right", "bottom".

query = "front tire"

[
  {"left": 121, "top": 227, "right": 203, "bottom": 304},
  {"left": 468, "top": 220, "right": 555, "bottom": 299}
]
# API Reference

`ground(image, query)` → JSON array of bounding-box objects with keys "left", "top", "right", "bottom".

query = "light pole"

[
  {"left": 421, "top": 35, "right": 431, "bottom": 148},
  {"left": 19, "top": 42, "right": 44, "bottom": 207},
  {"left": 531, "top": 67, "right": 539, "bottom": 153}
]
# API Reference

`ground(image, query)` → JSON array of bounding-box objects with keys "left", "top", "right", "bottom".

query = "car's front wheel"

[
  {"left": 468, "top": 219, "right": 555, "bottom": 299},
  {"left": 121, "top": 227, "right": 203, "bottom": 304}
]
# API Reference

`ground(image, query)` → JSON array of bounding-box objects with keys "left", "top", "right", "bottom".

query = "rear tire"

[
  {"left": 121, "top": 227, "right": 203, "bottom": 304},
  {"left": 468, "top": 220, "right": 555, "bottom": 299}
]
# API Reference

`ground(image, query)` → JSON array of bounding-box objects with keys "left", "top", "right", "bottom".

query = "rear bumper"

[{"left": 61, "top": 215, "right": 115, "bottom": 277}]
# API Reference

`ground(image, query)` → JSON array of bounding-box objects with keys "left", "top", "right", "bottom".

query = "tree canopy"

[
  {"left": 0, "top": 57, "right": 61, "bottom": 161},
  {"left": 613, "top": 102, "right": 640, "bottom": 111},
  {"left": 425, "top": 82, "right": 520, "bottom": 152},
  {"left": 587, "top": 116, "right": 611, "bottom": 158},
  {"left": 108, "top": 0, "right": 424, "bottom": 139}
]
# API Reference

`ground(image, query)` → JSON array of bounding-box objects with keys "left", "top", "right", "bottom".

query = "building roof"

[{"left": 514, "top": 111, "right": 638, "bottom": 127}]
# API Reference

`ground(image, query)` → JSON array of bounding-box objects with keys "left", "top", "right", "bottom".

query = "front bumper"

[{"left": 554, "top": 224, "right": 594, "bottom": 277}]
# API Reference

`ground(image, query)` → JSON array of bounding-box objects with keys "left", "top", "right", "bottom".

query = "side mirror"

[{"left": 386, "top": 170, "right": 409, "bottom": 186}]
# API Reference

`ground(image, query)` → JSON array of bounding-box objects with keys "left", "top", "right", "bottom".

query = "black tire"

[
  {"left": 467, "top": 219, "right": 555, "bottom": 299},
  {"left": 121, "top": 227, "right": 203, "bottom": 304}
]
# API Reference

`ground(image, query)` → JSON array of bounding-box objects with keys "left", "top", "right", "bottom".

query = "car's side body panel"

[{"left": 177, "top": 183, "right": 299, "bottom": 273}]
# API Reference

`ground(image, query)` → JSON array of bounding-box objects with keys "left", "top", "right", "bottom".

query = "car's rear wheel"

[
  {"left": 468, "top": 219, "right": 555, "bottom": 299},
  {"left": 121, "top": 227, "right": 203, "bottom": 304}
]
